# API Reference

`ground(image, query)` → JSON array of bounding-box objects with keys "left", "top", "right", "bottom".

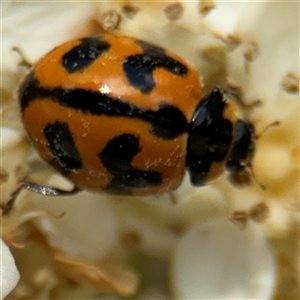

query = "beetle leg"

[{"left": 22, "top": 181, "right": 81, "bottom": 196}]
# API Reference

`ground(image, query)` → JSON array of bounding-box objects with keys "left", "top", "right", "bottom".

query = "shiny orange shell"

[{"left": 19, "top": 34, "right": 202, "bottom": 195}]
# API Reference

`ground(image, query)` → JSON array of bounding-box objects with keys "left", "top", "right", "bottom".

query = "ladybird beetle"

[{"left": 18, "top": 34, "right": 255, "bottom": 196}]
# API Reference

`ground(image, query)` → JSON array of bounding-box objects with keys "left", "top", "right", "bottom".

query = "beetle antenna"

[
  {"left": 249, "top": 120, "right": 280, "bottom": 190},
  {"left": 249, "top": 164, "right": 266, "bottom": 190},
  {"left": 255, "top": 120, "right": 280, "bottom": 140}
]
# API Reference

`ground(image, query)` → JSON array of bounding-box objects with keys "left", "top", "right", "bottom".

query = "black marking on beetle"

[
  {"left": 62, "top": 37, "right": 111, "bottom": 73},
  {"left": 226, "top": 120, "right": 255, "bottom": 174},
  {"left": 19, "top": 76, "right": 188, "bottom": 140},
  {"left": 18, "top": 70, "right": 35, "bottom": 101},
  {"left": 123, "top": 39, "right": 188, "bottom": 93},
  {"left": 43, "top": 121, "right": 82, "bottom": 173},
  {"left": 98, "top": 134, "right": 162, "bottom": 194},
  {"left": 186, "top": 88, "right": 233, "bottom": 186}
]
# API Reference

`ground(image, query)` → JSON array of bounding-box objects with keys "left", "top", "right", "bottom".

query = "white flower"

[
  {"left": 171, "top": 218, "right": 276, "bottom": 299},
  {"left": 1, "top": 1, "right": 299, "bottom": 299},
  {"left": 0, "top": 240, "right": 20, "bottom": 299}
]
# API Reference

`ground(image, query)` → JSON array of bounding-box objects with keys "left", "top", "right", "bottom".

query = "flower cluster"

[{"left": 1, "top": 1, "right": 299, "bottom": 299}]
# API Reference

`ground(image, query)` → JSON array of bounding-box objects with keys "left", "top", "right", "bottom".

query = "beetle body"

[{"left": 19, "top": 34, "right": 255, "bottom": 196}]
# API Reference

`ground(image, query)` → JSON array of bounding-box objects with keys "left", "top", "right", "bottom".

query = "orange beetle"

[{"left": 19, "top": 34, "right": 255, "bottom": 196}]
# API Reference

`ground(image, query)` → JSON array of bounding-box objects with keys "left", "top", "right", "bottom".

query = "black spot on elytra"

[
  {"left": 186, "top": 88, "right": 233, "bottom": 186},
  {"left": 62, "top": 37, "right": 110, "bottom": 73},
  {"left": 123, "top": 40, "right": 188, "bottom": 93},
  {"left": 98, "top": 134, "right": 162, "bottom": 194},
  {"left": 43, "top": 121, "right": 82, "bottom": 173},
  {"left": 150, "top": 104, "right": 188, "bottom": 139},
  {"left": 19, "top": 77, "right": 188, "bottom": 140},
  {"left": 19, "top": 70, "right": 35, "bottom": 102},
  {"left": 226, "top": 120, "right": 255, "bottom": 174}
]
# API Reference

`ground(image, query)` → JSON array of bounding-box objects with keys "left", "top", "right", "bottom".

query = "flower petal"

[
  {"left": 171, "top": 218, "right": 276, "bottom": 299},
  {"left": 0, "top": 239, "right": 20, "bottom": 299}
]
